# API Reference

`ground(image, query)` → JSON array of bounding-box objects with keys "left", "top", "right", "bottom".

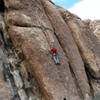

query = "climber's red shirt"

[{"left": 51, "top": 48, "right": 57, "bottom": 53}]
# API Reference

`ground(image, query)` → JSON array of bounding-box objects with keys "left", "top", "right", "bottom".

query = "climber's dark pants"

[{"left": 53, "top": 53, "right": 59, "bottom": 65}]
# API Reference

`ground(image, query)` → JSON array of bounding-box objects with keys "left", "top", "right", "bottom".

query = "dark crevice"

[
  {"left": 68, "top": 62, "right": 83, "bottom": 99},
  {"left": 0, "top": 0, "right": 5, "bottom": 12},
  {"left": 0, "top": 30, "right": 6, "bottom": 47},
  {"left": 63, "top": 97, "right": 66, "bottom": 100},
  {"left": 11, "top": 23, "right": 53, "bottom": 32},
  {"left": 85, "top": 61, "right": 100, "bottom": 80},
  {"left": 85, "top": 63, "right": 94, "bottom": 97}
]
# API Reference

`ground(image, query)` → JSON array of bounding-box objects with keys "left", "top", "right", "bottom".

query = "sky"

[
  {"left": 52, "top": 0, "right": 82, "bottom": 9},
  {"left": 52, "top": 0, "right": 100, "bottom": 20}
]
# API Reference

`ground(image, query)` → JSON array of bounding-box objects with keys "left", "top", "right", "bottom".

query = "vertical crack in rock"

[
  {"left": 4, "top": 0, "right": 83, "bottom": 100},
  {"left": 0, "top": 0, "right": 5, "bottom": 12},
  {"left": 41, "top": 0, "right": 91, "bottom": 99},
  {"left": 0, "top": 0, "right": 99, "bottom": 100},
  {"left": 0, "top": 33, "right": 14, "bottom": 100},
  {"left": 59, "top": 8, "right": 100, "bottom": 79},
  {"left": 58, "top": 6, "right": 100, "bottom": 99},
  {"left": 0, "top": 2, "right": 41, "bottom": 99}
]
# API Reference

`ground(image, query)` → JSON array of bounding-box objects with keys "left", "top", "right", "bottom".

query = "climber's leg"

[{"left": 53, "top": 53, "right": 59, "bottom": 65}]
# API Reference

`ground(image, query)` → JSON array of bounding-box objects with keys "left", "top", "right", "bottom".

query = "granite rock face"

[
  {"left": 89, "top": 20, "right": 100, "bottom": 41},
  {"left": 58, "top": 8, "right": 100, "bottom": 79},
  {"left": 41, "top": 0, "right": 90, "bottom": 99},
  {"left": 0, "top": 0, "right": 99, "bottom": 100}
]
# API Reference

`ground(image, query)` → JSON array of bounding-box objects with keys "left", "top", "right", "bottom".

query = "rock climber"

[{"left": 51, "top": 47, "right": 60, "bottom": 65}]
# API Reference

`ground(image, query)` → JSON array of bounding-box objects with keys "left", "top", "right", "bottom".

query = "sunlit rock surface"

[{"left": 0, "top": 0, "right": 99, "bottom": 100}]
